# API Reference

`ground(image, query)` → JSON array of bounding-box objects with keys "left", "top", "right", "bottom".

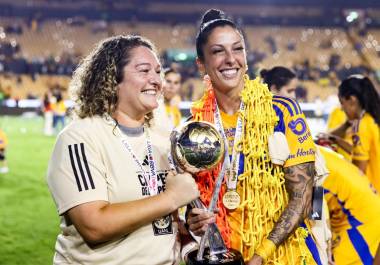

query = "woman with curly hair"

[{"left": 46, "top": 35, "right": 199, "bottom": 265}]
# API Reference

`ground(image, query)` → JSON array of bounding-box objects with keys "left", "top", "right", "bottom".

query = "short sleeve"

[
  {"left": 47, "top": 128, "right": 108, "bottom": 215},
  {"left": 272, "top": 96, "right": 316, "bottom": 167},
  {"left": 352, "top": 118, "right": 371, "bottom": 161}
]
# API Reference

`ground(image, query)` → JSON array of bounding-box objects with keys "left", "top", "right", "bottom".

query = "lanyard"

[
  {"left": 213, "top": 100, "right": 244, "bottom": 190},
  {"left": 114, "top": 122, "right": 159, "bottom": 196},
  {"left": 167, "top": 153, "right": 176, "bottom": 171}
]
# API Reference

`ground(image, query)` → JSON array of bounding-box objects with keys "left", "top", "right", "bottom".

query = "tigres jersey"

[
  {"left": 351, "top": 113, "right": 380, "bottom": 193},
  {"left": 220, "top": 96, "right": 319, "bottom": 264},
  {"left": 326, "top": 107, "right": 352, "bottom": 161},
  {"left": 272, "top": 95, "right": 316, "bottom": 167},
  {"left": 164, "top": 104, "right": 182, "bottom": 128},
  {"left": 320, "top": 146, "right": 380, "bottom": 265},
  {"left": 327, "top": 107, "right": 346, "bottom": 130},
  {"left": 0, "top": 129, "right": 8, "bottom": 149},
  {"left": 51, "top": 101, "right": 66, "bottom": 116}
]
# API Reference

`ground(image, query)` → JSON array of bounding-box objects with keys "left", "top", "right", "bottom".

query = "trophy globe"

[
  {"left": 170, "top": 121, "right": 225, "bottom": 174},
  {"left": 170, "top": 121, "right": 244, "bottom": 265}
]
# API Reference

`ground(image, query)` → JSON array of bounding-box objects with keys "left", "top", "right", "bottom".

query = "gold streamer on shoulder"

[{"left": 237, "top": 75, "right": 312, "bottom": 263}]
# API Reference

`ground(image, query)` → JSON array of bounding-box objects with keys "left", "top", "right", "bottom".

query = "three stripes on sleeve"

[{"left": 68, "top": 143, "right": 95, "bottom": 192}]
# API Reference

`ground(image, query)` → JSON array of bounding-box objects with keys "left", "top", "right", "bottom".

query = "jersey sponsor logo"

[
  {"left": 288, "top": 118, "right": 307, "bottom": 136},
  {"left": 138, "top": 155, "right": 168, "bottom": 196},
  {"left": 68, "top": 143, "right": 95, "bottom": 192},
  {"left": 288, "top": 148, "right": 315, "bottom": 159},
  {"left": 298, "top": 131, "right": 311, "bottom": 143}
]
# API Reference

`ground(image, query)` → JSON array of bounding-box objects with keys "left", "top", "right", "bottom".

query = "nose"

[
  {"left": 225, "top": 49, "right": 236, "bottom": 65},
  {"left": 150, "top": 71, "right": 162, "bottom": 91}
]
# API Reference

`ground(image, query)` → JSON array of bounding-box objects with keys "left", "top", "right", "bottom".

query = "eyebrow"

[
  {"left": 135, "top": 63, "right": 161, "bottom": 69},
  {"left": 210, "top": 41, "right": 243, "bottom": 48},
  {"left": 135, "top": 63, "right": 151, "bottom": 68}
]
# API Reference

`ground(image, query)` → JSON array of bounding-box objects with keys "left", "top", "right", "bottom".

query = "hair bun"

[
  {"left": 260, "top": 69, "right": 268, "bottom": 78},
  {"left": 201, "top": 9, "right": 225, "bottom": 25}
]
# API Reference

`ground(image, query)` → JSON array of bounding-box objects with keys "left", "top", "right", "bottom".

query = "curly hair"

[{"left": 69, "top": 35, "right": 157, "bottom": 122}]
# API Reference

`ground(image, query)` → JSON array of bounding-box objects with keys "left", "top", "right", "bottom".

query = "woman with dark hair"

[
  {"left": 334, "top": 75, "right": 380, "bottom": 193},
  {"left": 186, "top": 9, "right": 321, "bottom": 265},
  {"left": 46, "top": 35, "right": 199, "bottom": 265},
  {"left": 260, "top": 66, "right": 297, "bottom": 99}
]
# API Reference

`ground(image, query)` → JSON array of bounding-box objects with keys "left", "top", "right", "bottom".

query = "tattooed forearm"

[{"left": 267, "top": 162, "right": 314, "bottom": 246}]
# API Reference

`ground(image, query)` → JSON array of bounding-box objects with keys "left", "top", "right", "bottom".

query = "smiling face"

[
  {"left": 197, "top": 25, "right": 247, "bottom": 94},
  {"left": 116, "top": 46, "right": 162, "bottom": 119}
]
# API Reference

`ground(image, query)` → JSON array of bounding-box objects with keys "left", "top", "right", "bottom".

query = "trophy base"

[{"left": 186, "top": 248, "right": 244, "bottom": 265}]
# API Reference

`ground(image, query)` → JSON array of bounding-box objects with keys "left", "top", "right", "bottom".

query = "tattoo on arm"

[{"left": 267, "top": 162, "right": 314, "bottom": 246}]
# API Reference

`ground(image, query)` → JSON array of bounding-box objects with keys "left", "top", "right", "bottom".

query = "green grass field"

[
  {"left": 0, "top": 116, "right": 58, "bottom": 265},
  {"left": 0, "top": 116, "right": 188, "bottom": 265}
]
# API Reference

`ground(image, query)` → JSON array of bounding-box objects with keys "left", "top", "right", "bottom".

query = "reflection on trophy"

[
  {"left": 170, "top": 121, "right": 225, "bottom": 173},
  {"left": 171, "top": 121, "right": 244, "bottom": 265}
]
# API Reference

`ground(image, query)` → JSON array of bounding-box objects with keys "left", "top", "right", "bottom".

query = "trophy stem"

[{"left": 196, "top": 154, "right": 229, "bottom": 261}]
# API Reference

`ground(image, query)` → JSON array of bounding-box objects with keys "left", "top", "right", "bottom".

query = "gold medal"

[{"left": 222, "top": 190, "right": 241, "bottom": 210}]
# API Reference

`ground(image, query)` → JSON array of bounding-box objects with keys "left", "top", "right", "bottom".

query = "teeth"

[
  {"left": 142, "top": 90, "right": 157, "bottom": 95},
  {"left": 221, "top": 69, "right": 238, "bottom": 78}
]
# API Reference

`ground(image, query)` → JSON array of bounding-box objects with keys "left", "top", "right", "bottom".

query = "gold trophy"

[{"left": 171, "top": 121, "right": 244, "bottom": 265}]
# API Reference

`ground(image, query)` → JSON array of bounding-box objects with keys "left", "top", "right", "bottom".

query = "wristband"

[{"left": 255, "top": 239, "right": 276, "bottom": 261}]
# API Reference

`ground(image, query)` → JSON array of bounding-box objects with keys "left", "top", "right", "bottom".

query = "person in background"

[
  {"left": 0, "top": 128, "right": 9, "bottom": 174},
  {"left": 319, "top": 146, "right": 380, "bottom": 265},
  {"left": 260, "top": 66, "right": 297, "bottom": 99},
  {"left": 329, "top": 75, "right": 380, "bottom": 193},
  {"left": 46, "top": 35, "right": 199, "bottom": 265},
  {"left": 327, "top": 107, "right": 346, "bottom": 131},
  {"left": 51, "top": 91, "right": 67, "bottom": 134},
  {"left": 162, "top": 68, "right": 182, "bottom": 128},
  {"left": 324, "top": 106, "right": 352, "bottom": 161},
  {"left": 42, "top": 91, "right": 54, "bottom": 136}
]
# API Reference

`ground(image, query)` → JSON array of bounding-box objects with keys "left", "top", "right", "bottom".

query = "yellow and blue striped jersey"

[
  {"left": 221, "top": 96, "right": 320, "bottom": 264},
  {"left": 351, "top": 113, "right": 380, "bottom": 194},
  {"left": 320, "top": 146, "right": 380, "bottom": 265},
  {"left": 272, "top": 95, "right": 316, "bottom": 167}
]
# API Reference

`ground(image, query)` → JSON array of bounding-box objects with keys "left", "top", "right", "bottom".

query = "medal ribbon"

[
  {"left": 111, "top": 119, "right": 159, "bottom": 196},
  {"left": 213, "top": 100, "right": 244, "bottom": 190}
]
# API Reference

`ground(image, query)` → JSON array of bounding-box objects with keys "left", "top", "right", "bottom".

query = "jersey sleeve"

[
  {"left": 352, "top": 117, "right": 371, "bottom": 161},
  {"left": 327, "top": 107, "right": 346, "bottom": 130},
  {"left": 272, "top": 96, "right": 316, "bottom": 167},
  {"left": 47, "top": 127, "right": 108, "bottom": 215}
]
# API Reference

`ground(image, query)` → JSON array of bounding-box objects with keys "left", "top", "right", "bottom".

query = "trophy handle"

[
  {"left": 196, "top": 153, "right": 229, "bottom": 261},
  {"left": 190, "top": 199, "right": 227, "bottom": 258},
  {"left": 190, "top": 199, "right": 204, "bottom": 209},
  {"left": 208, "top": 222, "right": 227, "bottom": 256}
]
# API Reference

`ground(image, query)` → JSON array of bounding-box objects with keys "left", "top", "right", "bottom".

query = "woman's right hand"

[
  {"left": 187, "top": 208, "right": 216, "bottom": 236},
  {"left": 164, "top": 171, "right": 199, "bottom": 209}
]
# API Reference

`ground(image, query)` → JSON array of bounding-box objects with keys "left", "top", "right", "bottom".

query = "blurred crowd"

[{"left": 0, "top": 15, "right": 379, "bottom": 104}]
